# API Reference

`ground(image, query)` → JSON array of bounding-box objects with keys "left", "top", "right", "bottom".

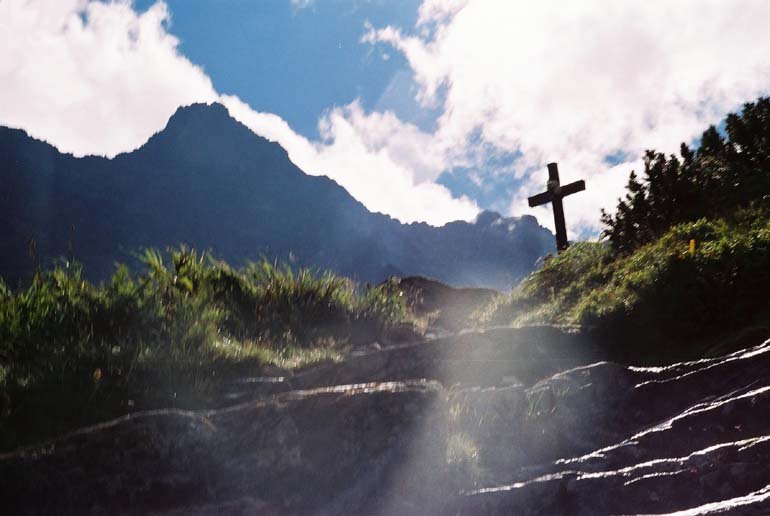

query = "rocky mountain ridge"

[{"left": 0, "top": 103, "right": 554, "bottom": 289}]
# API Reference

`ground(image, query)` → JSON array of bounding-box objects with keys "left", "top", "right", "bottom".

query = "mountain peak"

[
  {"left": 166, "top": 102, "right": 232, "bottom": 128},
  {"left": 138, "top": 101, "right": 291, "bottom": 168},
  {"left": 474, "top": 210, "right": 503, "bottom": 226},
  {"left": 159, "top": 102, "right": 243, "bottom": 141},
  {"left": 1, "top": 105, "right": 555, "bottom": 289}
]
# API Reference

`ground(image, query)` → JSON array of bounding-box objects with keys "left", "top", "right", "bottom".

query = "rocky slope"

[
  {"left": 396, "top": 276, "right": 502, "bottom": 333},
  {"left": 0, "top": 103, "right": 554, "bottom": 289},
  {"left": 3, "top": 327, "right": 770, "bottom": 515}
]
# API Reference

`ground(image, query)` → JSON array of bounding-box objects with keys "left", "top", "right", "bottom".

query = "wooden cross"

[{"left": 528, "top": 162, "right": 585, "bottom": 251}]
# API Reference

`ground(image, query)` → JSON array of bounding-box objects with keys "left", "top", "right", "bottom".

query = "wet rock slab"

[
  {"left": 457, "top": 339, "right": 770, "bottom": 515},
  {"left": 292, "top": 326, "right": 604, "bottom": 390},
  {"left": 0, "top": 381, "right": 448, "bottom": 515},
  {"left": 4, "top": 331, "right": 770, "bottom": 515}
]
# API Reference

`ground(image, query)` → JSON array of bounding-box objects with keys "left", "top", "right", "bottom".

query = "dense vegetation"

[
  {"left": 0, "top": 247, "right": 407, "bottom": 451},
  {"left": 485, "top": 99, "right": 770, "bottom": 361},
  {"left": 602, "top": 98, "right": 770, "bottom": 252},
  {"left": 482, "top": 209, "right": 770, "bottom": 359},
  {"left": 3, "top": 98, "right": 769, "bottom": 451}
]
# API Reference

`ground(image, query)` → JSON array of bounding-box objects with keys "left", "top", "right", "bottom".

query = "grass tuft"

[
  {"left": 0, "top": 247, "right": 407, "bottom": 451},
  {"left": 481, "top": 207, "right": 770, "bottom": 361}
]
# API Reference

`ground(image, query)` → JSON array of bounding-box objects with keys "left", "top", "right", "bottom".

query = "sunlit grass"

[
  {"left": 479, "top": 207, "right": 770, "bottom": 359},
  {"left": 446, "top": 432, "right": 481, "bottom": 489},
  {"left": 0, "top": 246, "right": 407, "bottom": 451},
  {"left": 212, "top": 337, "right": 344, "bottom": 370}
]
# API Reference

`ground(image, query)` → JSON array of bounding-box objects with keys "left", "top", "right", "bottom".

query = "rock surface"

[
  {"left": 3, "top": 330, "right": 770, "bottom": 515},
  {"left": 1, "top": 381, "right": 448, "bottom": 515},
  {"left": 395, "top": 276, "right": 502, "bottom": 333},
  {"left": 458, "top": 339, "right": 770, "bottom": 515}
]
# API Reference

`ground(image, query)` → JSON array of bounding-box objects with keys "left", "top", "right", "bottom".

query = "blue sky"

[
  {"left": 126, "top": 0, "right": 545, "bottom": 219},
  {"left": 2, "top": 0, "right": 770, "bottom": 234},
  {"left": 140, "top": 0, "right": 503, "bottom": 213},
  {"left": 133, "top": 0, "right": 425, "bottom": 138}
]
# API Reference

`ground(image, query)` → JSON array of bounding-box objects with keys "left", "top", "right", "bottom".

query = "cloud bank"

[
  {"left": 366, "top": 0, "right": 770, "bottom": 233},
  {"left": 0, "top": 0, "right": 217, "bottom": 157},
  {"left": 0, "top": 0, "right": 477, "bottom": 226},
  {"left": 3, "top": 0, "right": 770, "bottom": 232},
  {"left": 221, "top": 96, "right": 478, "bottom": 224}
]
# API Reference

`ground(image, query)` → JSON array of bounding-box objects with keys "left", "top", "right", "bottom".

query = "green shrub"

[
  {"left": 483, "top": 210, "right": 770, "bottom": 359},
  {"left": 602, "top": 97, "right": 770, "bottom": 252},
  {"left": 0, "top": 247, "right": 407, "bottom": 451},
  {"left": 479, "top": 242, "right": 614, "bottom": 327},
  {"left": 208, "top": 259, "right": 406, "bottom": 346}
]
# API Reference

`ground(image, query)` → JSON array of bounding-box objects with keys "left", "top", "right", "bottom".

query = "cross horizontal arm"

[
  {"left": 560, "top": 180, "right": 585, "bottom": 198},
  {"left": 528, "top": 190, "right": 553, "bottom": 207}
]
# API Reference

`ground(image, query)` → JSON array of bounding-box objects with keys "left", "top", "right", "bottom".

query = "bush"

[
  {"left": 483, "top": 210, "right": 770, "bottom": 360},
  {"left": 208, "top": 259, "right": 406, "bottom": 346},
  {"left": 0, "top": 247, "right": 408, "bottom": 451},
  {"left": 479, "top": 242, "right": 614, "bottom": 327},
  {"left": 602, "top": 98, "right": 770, "bottom": 252}
]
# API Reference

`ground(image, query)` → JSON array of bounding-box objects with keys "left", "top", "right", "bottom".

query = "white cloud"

[
  {"left": 0, "top": 0, "right": 477, "bottom": 226},
  {"left": 416, "top": 0, "right": 469, "bottom": 25},
  {"left": 223, "top": 95, "right": 479, "bottom": 225},
  {"left": 289, "top": 0, "right": 314, "bottom": 10},
  {"left": 0, "top": 0, "right": 217, "bottom": 157},
  {"left": 365, "top": 0, "right": 770, "bottom": 233},
  {"left": 9, "top": 1, "right": 769, "bottom": 233}
]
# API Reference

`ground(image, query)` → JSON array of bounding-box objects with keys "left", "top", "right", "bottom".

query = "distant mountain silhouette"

[{"left": 0, "top": 103, "right": 554, "bottom": 289}]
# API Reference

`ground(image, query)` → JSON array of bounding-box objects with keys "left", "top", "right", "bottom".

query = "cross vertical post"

[
  {"left": 528, "top": 162, "right": 585, "bottom": 252},
  {"left": 547, "top": 163, "right": 569, "bottom": 252}
]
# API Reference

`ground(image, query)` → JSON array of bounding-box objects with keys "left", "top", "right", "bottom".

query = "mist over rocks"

[
  {"left": 0, "top": 103, "right": 554, "bottom": 289},
  {"left": 4, "top": 329, "right": 770, "bottom": 514}
]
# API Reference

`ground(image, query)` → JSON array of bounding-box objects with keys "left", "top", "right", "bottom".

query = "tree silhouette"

[{"left": 602, "top": 97, "right": 770, "bottom": 252}]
